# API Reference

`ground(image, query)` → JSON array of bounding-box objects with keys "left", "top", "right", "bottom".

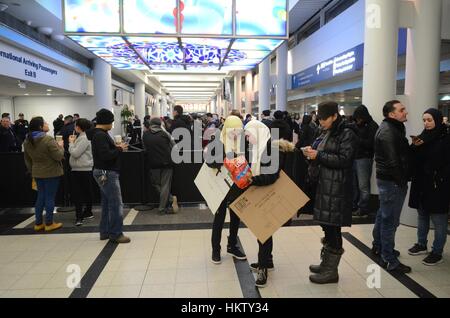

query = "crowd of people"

[{"left": 1, "top": 100, "right": 450, "bottom": 290}]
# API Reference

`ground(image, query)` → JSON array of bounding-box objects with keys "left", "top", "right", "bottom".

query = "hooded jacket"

[
  {"left": 352, "top": 105, "right": 379, "bottom": 159},
  {"left": 23, "top": 134, "right": 64, "bottom": 178},
  {"left": 143, "top": 125, "right": 175, "bottom": 169}
]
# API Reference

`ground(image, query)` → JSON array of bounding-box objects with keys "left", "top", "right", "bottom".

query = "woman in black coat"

[
  {"left": 303, "top": 102, "right": 357, "bottom": 284},
  {"left": 407, "top": 108, "right": 450, "bottom": 265}
]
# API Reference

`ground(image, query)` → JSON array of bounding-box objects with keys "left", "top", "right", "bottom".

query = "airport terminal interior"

[{"left": 0, "top": 0, "right": 450, "bottom": 299}]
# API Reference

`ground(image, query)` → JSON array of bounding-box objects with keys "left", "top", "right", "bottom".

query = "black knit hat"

[
  {"left": 318, "top": 101, "right": 339, "bottom": 120},
  {"left": 96, "top": 109, "right": 114, "bottom": 125}
]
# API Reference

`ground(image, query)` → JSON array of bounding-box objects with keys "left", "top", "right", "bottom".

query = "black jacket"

[
  {"left": 408, "top": 129, "right": 450, "bottom": 214},
  {"left": 53, "top": 118, "right": 64, "bottom": 136},
  {"left": 14, "top": 119, "right": 29, "bottom": 143},
  {"left": 143, "top": 128, "right": 174, "bottom": 169},
  {"left": 353, "top": 119, "right": 378, "bottom": 159},
  {"left": 313, "top": 118, "right": 357, "bottom": 227},
  {"left": 261, "top": 119, "right": 273, "bottom": 129},
  {"left": 89, "top": 128, "right": 121, "bottom": 171},
  {"left": 169, "top": 115, "right": 191, "bottom": 143},
  {"left": 58, "top": 123, "right": 75, "bottom": 152},
  {"left": 271, "top": 119, "right": 293, "bottom": 142},
  {"left": 374, "top": 118, "right": 411, "bottom": 186},
  {"left": 0, "top": 126, "right": 20, "bottom": 152}
]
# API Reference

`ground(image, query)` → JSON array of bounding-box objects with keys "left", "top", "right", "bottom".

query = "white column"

[
  {"left": 245, "top": 71, "right": 253, "bottom": 115},
  {"left": 276, "top": 41, "right": 288, "bottom": 111},
  {"left": 234, "top": 72, "right": 242, "bottom": 112},
  {"left": 134, "top": 82, "right": 145, "bottom": 122},
  {"left": 362, "top": 0, "right": 400, "bottom": 125},
  {"left": 152, "top": 94, "right": 161, "bottom": 117},
  {"left": 259, "top": 57, "right": 271, "bottom": 114},
  {"left": 160, "top": 95, "right": 168, "bottom": 117},
  {"left": 93, "top": 58, "right": 112, "bottom": 110},
  {"left": 401, "top": 0, "right": 443, "bottom": 227}
]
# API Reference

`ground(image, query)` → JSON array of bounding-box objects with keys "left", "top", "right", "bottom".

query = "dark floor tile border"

[
  {"left": 69, "top": 241, "right": 118, "bottom": 298},
  {"left": 233, "top": 237, "right": 261, "bottom": 299},
  {"left": 342, "top": 232, "right": 437, "bottom": 299}
]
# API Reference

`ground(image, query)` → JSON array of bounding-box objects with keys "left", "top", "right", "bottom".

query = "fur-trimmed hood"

[{"left": 272, "top": 139, "right": 296, "bottom": 153}]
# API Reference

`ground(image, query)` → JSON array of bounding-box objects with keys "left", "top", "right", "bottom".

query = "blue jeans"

[
  {"left": 353, "top": 159, "right": 373, "bottom": 213},
  {"left": 93, "top": 170, "right": 124, "bottom": 239},
  {"left": 35, "top": 177, "right": 60, "bottom": 225},
  {"left": 372, "top": 179, "right": 408, "bottom": 269},
  {"left": 417, "top": 208, "right": 448, "bottom": 256}
]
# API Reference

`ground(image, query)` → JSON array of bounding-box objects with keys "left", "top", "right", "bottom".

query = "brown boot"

[{"left": 110, "top": 234, "right": 131, "bottom": 244}]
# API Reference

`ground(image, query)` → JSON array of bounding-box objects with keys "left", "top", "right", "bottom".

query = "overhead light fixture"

[
  {"left": 51, "top": 34, "right": 65, "bottom": 42},
  {"left": 37, "top": 27, "right": 53, "bottom": 35},
  {"left": 18, "top": 81, "right": 27, "bottom": 89},
  {"left": 46, "top": 93, "right": 52, "bottom": 96},
  {"left": 47, "top": 89, "right": 53, "bottom": 92},
  {"left": 441, "top": 95, "right": 450, "bottom": 101},
  {"left": 0, "top": 3, "right": 8, "bottom": 11},
  {"left": 24, "top": 93, "right": 29, "bottom": 96}
]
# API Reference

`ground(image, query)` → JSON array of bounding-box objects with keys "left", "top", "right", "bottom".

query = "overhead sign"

[
  {"left": 292, "top": 44, "right": 364, "bottom": 90},
  {"left": 0, "top": 41, "right": 86, "bottom": 93}
]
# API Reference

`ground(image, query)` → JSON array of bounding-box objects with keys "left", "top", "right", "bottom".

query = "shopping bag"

[{"left": 223, "top": 155, "right": 252, "bottom": 189}]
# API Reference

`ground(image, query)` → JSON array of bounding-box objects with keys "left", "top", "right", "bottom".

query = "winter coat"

[
  {"left": 313, "top": 118, "right": 357, "bottom": 227},
  {"left": 69, "top": 133, "right": 93, "bottom": 171},
  {"left": 409, "top": 130, "right": 450, "bottom": 214},
  {"left": 271, "top": 119, "right": 293, "bottom": 142},
  {"left": 143, "top": 127, "right": 175, "bottom": 169},
  {"left": 23, "top": 135, "right": 64, "bottom": 178},
  {"left": 374, "top": 118, "right": 411, "bottom": 186}
]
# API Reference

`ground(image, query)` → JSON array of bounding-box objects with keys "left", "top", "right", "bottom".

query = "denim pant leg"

[
  {"left": 352, "top": 162, "right": 359, "bottom": 209},
  {"left": 430, "top": 213, "right": 449, "bottom": 255},
  {"left": 105, "top": 171, "right": 124, "bottom": 239},
  {"left": 94, "top": 170, "right": 110, "bottom": 237},
  {"left": 378, "top": 180, "right": 407, "bottom": 268},
  {"left": 355, "top": 159, "right": 373, "bottom": 213},
  {"left": 35, "top": 178, "right": 46, "bottom": 225},
  {"left": 258, "top": 237, "right": 273, "bottom": 268},
  {"left": 372, "top": 208, "right": 382, "bottom": 250},
  {"left": 417, "top": 208, "right": 430, "bottom": 247},
  {"left": 211, "top": 199, "right": 227, "bottom": 251},
  {"left": 44, "top": 177, "right": 60, "bottom": 225},
  {"left": 160, "top": 168, "right": 173, "bottom": 209}
]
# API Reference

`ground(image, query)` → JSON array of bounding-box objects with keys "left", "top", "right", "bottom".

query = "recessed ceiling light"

[
  {"left": 46, "top": 93, "right": 52, "bottom": 96},
  {"left": 47, "top": 89, "right": 53, "bottom": 92},
  {"left": 24, "top": 93, "right": 29, "bottom": 96}
]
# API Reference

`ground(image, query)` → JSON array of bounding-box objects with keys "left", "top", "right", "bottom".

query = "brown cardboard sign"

[{"left": 230, "top": 171, "right": 310, "bottom": 244}]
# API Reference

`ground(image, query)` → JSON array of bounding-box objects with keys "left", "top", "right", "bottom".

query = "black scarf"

[{"left": 418, "top": 108, "right": 445, "bottom": 145}]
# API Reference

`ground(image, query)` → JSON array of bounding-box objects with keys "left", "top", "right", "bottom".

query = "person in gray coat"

[{"left": 69, "top": 119, "right": 94, "bottom": 226}]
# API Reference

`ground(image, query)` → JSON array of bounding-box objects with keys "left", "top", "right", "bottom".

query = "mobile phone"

[{"left": 410, "top": 135, "right": 418, "bottom": 139}]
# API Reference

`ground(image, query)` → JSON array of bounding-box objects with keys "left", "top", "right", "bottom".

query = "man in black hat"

[
  {"left": 89, "top": 108, "right": 130, "bottom": 244},
  {"left": 14, "top": 113, "right": 29, "bottom": 147}
]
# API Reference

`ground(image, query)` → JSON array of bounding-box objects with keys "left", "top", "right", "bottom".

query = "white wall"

[
  {"left": 13, "top": 96, "right": 97, "bottom": 136},
  {"left": 289, "top": 0, "right": 365, "bottom": 75},
  {"left": 443, "top": 0, "right": 450, "bottom": 40},
  {"left": 0, "top": 98, "right": 13, "bottom": 116}
]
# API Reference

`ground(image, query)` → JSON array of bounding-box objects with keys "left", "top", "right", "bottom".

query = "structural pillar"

[
  {"left": 245, "top": 71, "right": 253, "bottom": 115},
  {"left": 152, "top": 94, "right": 161, "bottom": 117},
  {"left": 401, "top": 0, "right": 443, "bottom": 226},
  {"left": 160, "top": 95, "right": 168, "bottom": 117},
  {"left": 258, "top": 57, "right": 271, "bottom": 114},
  {"left": 234, "top": 72, "right": 242, "bottom": 112},
  {"left": 93, "top": 58, "right": 112, "bottom": 110},
  {"left": 134, "top": 82, "right": 145, "bottom": 122},
  {"left": 362, "top": 0, "right": 400, "bottom": 125},
  {"left": 276, "top": 41, "right": 288, "bottom": 111}
]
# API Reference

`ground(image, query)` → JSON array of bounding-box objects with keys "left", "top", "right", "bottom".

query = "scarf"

[{"left": 418, "top": 108, "right": 445, "bottom": 145}]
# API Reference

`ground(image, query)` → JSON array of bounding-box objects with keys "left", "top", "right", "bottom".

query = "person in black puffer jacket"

[
  {"left": 271, "top": 111, "right": 293, "bottom": 142},
  {"left": 302, "top": 101, "right": 357, "bottom": 284}
]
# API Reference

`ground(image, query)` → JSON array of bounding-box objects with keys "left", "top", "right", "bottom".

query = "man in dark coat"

[
  {"left": 53, "top": 114, "right": 64, "bottom": 137},
  {"left": 352, "top": 105, "right": 379, "bottom": 217},
  {"left": 372, "top": 100, "right": 412, "bottom": 273},
  {"left": 143, "top": 118, "right": 178, "bottom": 214},
  {"left": 302, "top": 102, "right": 357, "bottom": 284},
  {"left": 169, "top": 105, "right": 190, "bottom": 144},
  {"left": 14, "top": 113, "right": 29, "bottom": 147},
  {"left": 0, "top": 116, "right": 20, "bottom": 152},
  {"left": 407, "top": 108, "right": 450, "bottom": 265},
  {"left": 261, "top": 110, "right": 273, "bottom": 128}
]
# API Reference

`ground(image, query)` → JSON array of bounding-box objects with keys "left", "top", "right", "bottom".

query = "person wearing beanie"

[
  {"left": 143, "top": 117, "right": 179, "bottom": 214},
  {"left": 261, "top": 110, "right": 273, "bottom": 128},
  {"left": 372, "top": 100, "right": 411, "bottom": 273},
  {"left": 351, "top": 105, "right": 379, "bottom": 217},
  {"left": 89, "top": 108, "right": 131, "bottom": 244},
  {"left": 302, "top": 101, "right": 357, "bottom": 284},
  {"left": 407, "top": 108, "right": 450, "bottom": 265},
  {"left": 271, "top": 110, "right": 293, "bottom": 141}
]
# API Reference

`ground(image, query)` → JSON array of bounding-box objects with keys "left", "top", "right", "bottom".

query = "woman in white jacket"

[{"left": 69, "top": 118, "right": 94, "bottom": 226}]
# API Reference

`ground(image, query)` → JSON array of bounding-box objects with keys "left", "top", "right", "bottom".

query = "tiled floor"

[{"left": 0, "top": 222, "right": 449, "bottom": 298}]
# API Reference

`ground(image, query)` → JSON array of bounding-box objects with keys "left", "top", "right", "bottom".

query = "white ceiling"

[{"left": 289, "top": 0, "right": 331, "bottom": 34}]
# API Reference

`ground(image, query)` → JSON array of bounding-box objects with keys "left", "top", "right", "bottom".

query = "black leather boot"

[
  {"left": 309, "top": 237, "right": 328, "bottom": 274},
  {"left": 309, "top": 246, "right": 344, "bottom": 284}
]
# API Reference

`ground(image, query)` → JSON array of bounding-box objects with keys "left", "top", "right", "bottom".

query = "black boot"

[
  {"left": 309, "top": 237, "right": 328, "bottom": 274},
  {"left": 309, "top": 246, "right": 344, "bottom": 284}
]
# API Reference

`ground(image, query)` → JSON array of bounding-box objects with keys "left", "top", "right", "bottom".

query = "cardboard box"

[
  {"left": 194, "top": 163, "right": 234, "bottom": 215},
  {"left": 230, "top": 171, "right": 310, "bottom": 244}
]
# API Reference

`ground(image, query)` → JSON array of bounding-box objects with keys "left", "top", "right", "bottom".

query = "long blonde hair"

[{"left": 220, "top": 115, "right": 244, "bottom": 154}]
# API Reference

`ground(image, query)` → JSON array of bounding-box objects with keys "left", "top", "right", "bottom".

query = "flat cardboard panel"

[
  {"left": 194, "top": 163, "right": 233, "bottom": 214},
  {"left": 230, "top": 171, "right": 310, "bottom": 243}
]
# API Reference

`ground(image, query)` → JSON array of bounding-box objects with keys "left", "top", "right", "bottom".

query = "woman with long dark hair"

[{"left": 24, "top": 117, "right": 64, "bottom": 232}]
